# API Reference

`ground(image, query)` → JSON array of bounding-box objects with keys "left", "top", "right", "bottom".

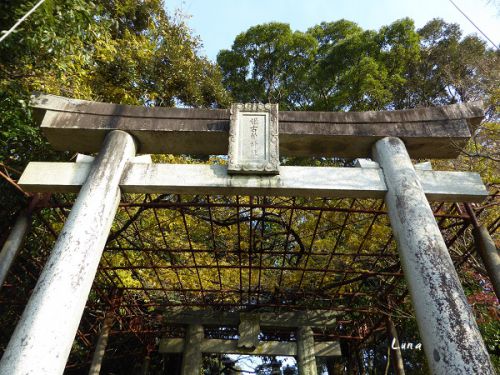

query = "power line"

[
  {"left": 448, "top": 0, "right": 499, "bottom": 50},
  {"left": 0, "top": 0, "right": 46, "bottom": 44}
]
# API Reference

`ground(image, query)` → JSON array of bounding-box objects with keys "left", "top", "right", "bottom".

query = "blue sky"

[{"left": 165, "top": 0, "right": 499, "bottom": 61}]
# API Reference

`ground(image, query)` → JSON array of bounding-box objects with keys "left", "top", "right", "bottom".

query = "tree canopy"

[
  {"left": 218, "top": 18, "right": 498, "bottom": 113},
  {"left": 0, "top": 0, "right": 230, "bottom": 228}
]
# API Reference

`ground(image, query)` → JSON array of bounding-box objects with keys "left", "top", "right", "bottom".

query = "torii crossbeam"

[{"left": 0, "top": 94, "right": 494, "bottom": 375}]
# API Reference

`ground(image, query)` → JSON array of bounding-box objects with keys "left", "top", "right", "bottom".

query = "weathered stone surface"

[
  {"left": 238, "top": 313, "right": 260, "bottom": 349},
  {"left": 181, "top": 325, "right": 203, "bottom": 375},
  {"left": 159, "top": 338, "right": 341, "bottom": 357},
  {"left": 162, "top": 309, "right": 338, "bottom": 328},
  {"left": 227, "top": 103, "right": 279, "bottom": 174},
  {"left": 373, "top": 137, "right": 494, "bottom": 375},
  {"left": 19, "top": 162, "right": 488, "bottom": 202},
  {"left": 0, "top": 130, "right": 137, "bottom": 375},
  {"left": 31, "top": 94, "right": 483, "bottom": 158},
  {"left": 297, "top": 326, "right": 318, "bottom": 375},
  {"left": 88, "top": 310, "right": 114, "bottom": 375},
  {"left": 473, "top": 226, "right": 500, "bottom": 300}
]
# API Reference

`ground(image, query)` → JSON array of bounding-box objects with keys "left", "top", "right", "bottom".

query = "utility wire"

[
  {"left": 0, "top": 0, "right": 46, "bottom": 44},
  {"left": 448, "top": 0, "right": 499, "bottom": 50}
]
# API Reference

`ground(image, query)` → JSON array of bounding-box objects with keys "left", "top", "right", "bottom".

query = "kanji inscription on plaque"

[{"left": 228, "top": 103, "right": 279, "bottom": 175}]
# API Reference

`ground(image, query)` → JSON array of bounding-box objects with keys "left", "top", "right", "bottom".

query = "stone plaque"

[{"left": 227, "top": 103, "right": 279, "bottom": 174}]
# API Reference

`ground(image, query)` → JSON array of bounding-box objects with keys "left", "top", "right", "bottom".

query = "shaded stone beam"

[
  {"left": 31, "top": 94, "right": 483, "bottom": 159},
  {"left": 162, "top": 310, "right": 338, "bottom": 328},
  {"left": 19, "top": 162, "right": 487, "bottom": 202},
  {"left": 159, "top": 338, "right": 341, "bottom": 357}
]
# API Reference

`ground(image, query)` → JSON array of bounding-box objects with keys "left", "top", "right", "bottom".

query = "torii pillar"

[
  {"left": 373, "top": 137, "right": 494, "bottom": 374},
  {"left": 0, "top": 130, "right": 136, "bottom": 375}
]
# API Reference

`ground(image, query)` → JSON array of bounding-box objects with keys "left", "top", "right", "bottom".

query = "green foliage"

[
  {"left": 0, "top": 0, "right": 229, "bottom": 228},
  {"left": 217, "top": 22, "right": 316, "bottom": 109},
  {"left": 416, "top": 19, "right": 498, "bottom": 109},
  {"left": 218, "top": 18, "right": 497, "bottom": 113}
]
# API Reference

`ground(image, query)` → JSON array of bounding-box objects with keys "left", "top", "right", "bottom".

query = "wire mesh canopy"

[{"left": 1, "top": 189, "right": 497, "bottom": 372}]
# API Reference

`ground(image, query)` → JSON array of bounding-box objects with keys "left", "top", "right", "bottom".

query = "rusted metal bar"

[
  {"left": 329, "top": 201, "right": 386, "bottom": 303},
  {"left": 373, "top": 136, "right": 494, "bottom": 374},
  {"left": 119, "top": 286, "right": 382, "bottom": 298},
  {"left": 119, "top": 207, "right": 157, "bottom": 303},
  {"left": 317, "top": 199, "right": 355, "bottom": 290},
  {"left": 0, "top": 130, "right": 137, "bottom": 375},
  {"left": 150, "top": 204, "right": 186, "bottom": 301},
  {"left": 0, "top": 167, "right": 29, "bottom": 197},
  {"left": 248, "top": 196, "right": 254, "bottom": 303},
  {"left": 298, "top": 202, "right": 325, "bottom": 289},
  {"left": 108, "top": 301, "right": 377, "bottom": 312},
  {"left": 277, "top": 198, "right": 296, "bottom": 289},
  {"left": 235, "top": 196, "right": 244, "bottom": 305},
  {"left": 256, "top": 200, "right": 266, "bottom": 304},
  {"left": 206, "top": 196, "right": 223, "bottom": 291},
  {"left": 179, "top": 194, "right": 206, "bottom": 302},
  {"left": 443, "top": 204, "right": 471, "bottom": 249}
]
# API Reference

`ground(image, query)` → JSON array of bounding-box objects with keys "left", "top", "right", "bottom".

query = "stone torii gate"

[
  {"left": 159, "top": 310, "right": 341, "bottom": 375},
  {"left": 0, "top": 95, "right": 495, "bottom": 374}
]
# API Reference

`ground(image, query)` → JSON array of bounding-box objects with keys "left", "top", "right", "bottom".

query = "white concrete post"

[
  {"left": 0, "top": 130, "right": 137, "bottom": 375},
  {"left": 297, "top": 326, "right": 318, "bottom": 375},
  {"left": 462, "top": 204, "right": 500, "bottom": 300},
  {"left": 473, "top": 226, "right": 500, "bottom": 299},
  {"left": 181, "top": 324, "right": 204, "bottom": 375},
  {"left": 88, "top": 310, "right": 115, "bottom": 375},
  {"left": 0, "top": 211, "right": 31, "bottom": 288},
  {"left": 373, "top": 137, "right": 494, "bottom": 375},
  {"left": 386, "top": 316, "right": 405, "bottom": 375}
]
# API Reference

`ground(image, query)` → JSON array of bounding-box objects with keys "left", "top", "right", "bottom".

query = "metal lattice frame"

[{"left": 1, "top": 184, "right": 498, "bottom": 372}]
